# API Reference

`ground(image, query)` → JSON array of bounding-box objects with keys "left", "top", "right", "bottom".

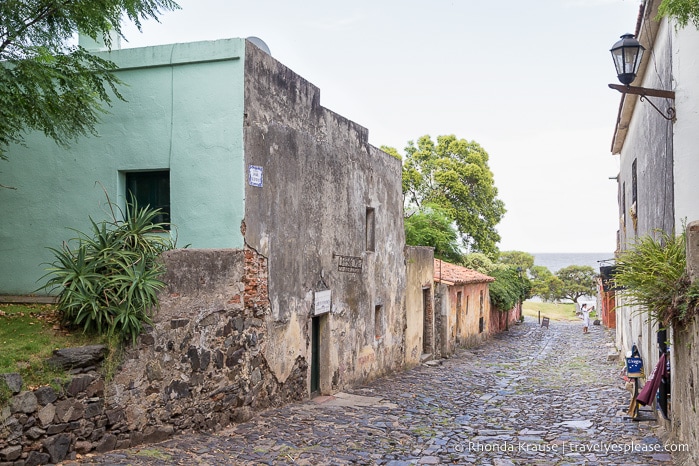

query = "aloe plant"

[
  {"left": 614, "top": 229, "right": 699, "bottom": 326},
  {"left": 42, "top": 200, "right": 175, "bottom": 344}
]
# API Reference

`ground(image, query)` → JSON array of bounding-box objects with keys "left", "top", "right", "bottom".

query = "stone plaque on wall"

[{"left": 336, "top": 255, "right": 362, "bottom": 273}]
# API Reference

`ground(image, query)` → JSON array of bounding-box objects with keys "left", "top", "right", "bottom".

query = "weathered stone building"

[{"left": 0, "top": 37, "right": 411, "bottom": 462}]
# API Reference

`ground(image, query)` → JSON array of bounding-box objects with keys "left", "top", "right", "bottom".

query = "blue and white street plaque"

[{"left": 249, "top": 165, "right": 263, "bottom": 187}]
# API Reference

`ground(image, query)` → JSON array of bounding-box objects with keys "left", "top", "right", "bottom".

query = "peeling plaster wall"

[
  {"left": 404, "top": 247, "right": 434, "bottom": 367},
  {"left": 673, "top": 23, "right": 699, "bottom": 228},
  {"left": 613, "top": 9, "right": 699, "bottom": 457},
  {"left": 671, "top": 222, "right": 699, "bottom": 464},
  {"left": 672, "top": 33, "right": 699, "bottom": 464},
  {"left": 433, "top": 280, "right": 496, "bottom": 357},
  {"left": 242, "top": 43, "right": 407, "bottom": 394},
  {"left": 452, "top": 282, "right": 491, "bottom": 348},
  {"left": 615, "top": 15, "right": 673, "bottom": 381},
  {"left": 671, "top": 320, "right": 699, "bottom": 465}
]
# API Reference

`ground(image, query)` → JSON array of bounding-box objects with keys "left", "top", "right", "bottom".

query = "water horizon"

[{"left": 529, "top": 252, "right": 614, "bottom": 274}]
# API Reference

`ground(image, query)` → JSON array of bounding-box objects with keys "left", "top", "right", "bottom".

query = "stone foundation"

[{"left": 0, "top": 248, "right": 308, "bottom": 465}]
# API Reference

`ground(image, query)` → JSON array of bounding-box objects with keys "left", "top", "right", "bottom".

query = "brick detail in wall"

[{"left": 243, "top": 247, "right": 269, "bottom": 317}]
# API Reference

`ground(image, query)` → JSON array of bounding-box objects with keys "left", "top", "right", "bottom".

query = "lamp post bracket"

[{"left": 608, "top": 84, "right": 675, "bottom": 99}]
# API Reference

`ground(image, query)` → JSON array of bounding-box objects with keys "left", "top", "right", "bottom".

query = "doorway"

[
  {"left": 311, "top": 315, "right": 320, "bottom": 395},
  {"left": 422, "top": 288, "right": 433, "bottom": 354}
]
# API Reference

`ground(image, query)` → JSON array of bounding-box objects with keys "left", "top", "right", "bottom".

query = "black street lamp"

[
  {"left": 610, "top": 33, "right": 645, "bottom": 85},
  {"left": 608, "top": 33, "right": 676, "bottom": 121}
]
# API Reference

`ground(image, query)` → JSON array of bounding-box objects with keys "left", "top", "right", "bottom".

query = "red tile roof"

[{"left": 433, "top": 259, "right": 495, "bottom": 285}]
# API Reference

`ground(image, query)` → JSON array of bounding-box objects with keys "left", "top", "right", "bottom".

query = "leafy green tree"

[
  {"left": 462, "top": 252, "right": 497, "bottom": 274},
  {"left": 529, "top": 265, "right": 552, "bottom": 300},
  {"left": 529, "top": 265, "right": 551, "bottom": 281},
  {"left": 498, "top": 251, "right": 534, "bottom": 272},
  {"left": 529, "top": 266, "right": 564, "bottom": 303},
  {"left": 0, "top": 0, "right": 180, "bottom": 161},
  {"left": 553, "top": 265, "right": 597, "bottom": 304},
  {"left": 404, "top": 204, "right": 462, "bottom": 263},
  {"left": 489, "top": 266, "right": 531, "bottom": 311},
  {"left": 380, "top": 145, "right": 402, "bottom": 162},
  {"left": 658, "top": 0, "right": 699, "bottom": 28},
  {"left": 388, "top": 135, "right": 505, "bottom": 258}
]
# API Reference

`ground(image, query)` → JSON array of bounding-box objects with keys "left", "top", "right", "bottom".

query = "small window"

[
  {"left": 631, "top": 159, "right": 638, "bottom": 205},
  {"left": 374, "top": 305, "right": 383, "bottom": 339},
  {"left": 125, "top": 171, "right": 170, "bottom": 228},
  {"left": 366, "top": 207, "right": 375, "bottom": 252}
]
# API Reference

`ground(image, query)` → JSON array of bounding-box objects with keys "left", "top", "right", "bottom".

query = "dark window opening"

[
  {"left": 456, "top": 291, "right": 462, "bottom": 335},
  {"left": 125, "top": 171, "right": 170, "bottom": 228},
  {"left": 366, "top": 207, "right": 375, "bottom": 252},
  {"left": 374, "top": 305, "right": 383, "bottom": 339},
  {"left": 631, "top": 159, "right": 638, "bottom": 205}
]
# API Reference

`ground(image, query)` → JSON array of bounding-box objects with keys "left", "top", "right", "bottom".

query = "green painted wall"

[{"left": 0, "top": 39, "right": 247, "bottom": 295}]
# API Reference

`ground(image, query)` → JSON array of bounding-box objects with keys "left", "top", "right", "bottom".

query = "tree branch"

[{"left": 0, "top": 0, "right": 76, "bottom": 55}]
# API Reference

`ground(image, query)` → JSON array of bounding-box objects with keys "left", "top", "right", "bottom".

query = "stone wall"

[
  {"left": 670, "top": 322, "right": 699, "bottom": 465},
  {"left": 1, "top": 248, "right": 308, "bottom": 464},
  {"left": 1, "top": 370, "right": 109, "bottom": 465},
  {"left": 108, "top": 248, "right": 306, "bottom": 434},
  {"left": 670, "top": 220, "right": 699, "bottom": 464}
]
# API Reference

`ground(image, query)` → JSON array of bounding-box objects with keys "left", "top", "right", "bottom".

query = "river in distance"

[{"left": 530, "top": 252, "right": 615, "bottom": 273}]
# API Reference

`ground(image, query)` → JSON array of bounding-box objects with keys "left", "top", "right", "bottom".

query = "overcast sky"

[{"left": 119, "top": 0, "right": 642, "bottom": 254}]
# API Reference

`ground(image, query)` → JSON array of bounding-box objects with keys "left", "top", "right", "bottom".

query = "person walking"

[{"left": 581, "top": 303, "right": 590, "bottom": 334}]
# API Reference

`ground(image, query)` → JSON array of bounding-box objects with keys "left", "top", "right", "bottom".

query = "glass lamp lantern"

[{"left": 610, "top": 33, "right": 645, "bottom": 86}]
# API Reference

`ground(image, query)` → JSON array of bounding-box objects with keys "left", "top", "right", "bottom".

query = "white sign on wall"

[
  {"left": 248, "top": 165, "right": 263, "bottom": 187},
  {"left": 314, "top": 290, "right": 332, "bottom": 316}
]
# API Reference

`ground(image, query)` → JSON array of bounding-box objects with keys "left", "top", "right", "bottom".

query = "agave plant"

[
  {"left": 614, "top": 229, "right": 699, "bottom": 326},
  {"left": 42, "top": 200, "right": 174, "bottom": 344}
]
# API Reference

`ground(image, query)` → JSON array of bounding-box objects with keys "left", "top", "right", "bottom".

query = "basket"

[{"left": 626, "top": 357, "right": 644, "bottom": 378}]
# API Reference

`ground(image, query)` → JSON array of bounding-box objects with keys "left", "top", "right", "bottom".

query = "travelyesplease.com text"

[{"left": 455, "top": 440, "right": 688, "bottom": 454}]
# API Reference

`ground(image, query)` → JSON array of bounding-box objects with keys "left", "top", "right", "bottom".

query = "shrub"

[
  {"left": 489, "top": 266, "right": 530, "bottom": 311},
  {"left": 42, "top": 201, "right": 174, "bottom": 344},
  {"left": 614, "top": 229, "right": 699, "bottom": 326}
]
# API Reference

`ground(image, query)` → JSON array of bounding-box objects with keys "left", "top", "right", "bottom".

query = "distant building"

[{"left": 433, "top": 259, "right": 495, "bottom": 356}]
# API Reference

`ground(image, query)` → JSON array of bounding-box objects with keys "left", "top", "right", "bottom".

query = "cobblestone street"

[{"left": 71, "top": 317, "right": 676, "bottom": 465}]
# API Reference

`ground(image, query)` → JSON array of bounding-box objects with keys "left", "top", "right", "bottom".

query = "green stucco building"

[{"left": 1, "top": 39, "right": 248, "bottom": 295}]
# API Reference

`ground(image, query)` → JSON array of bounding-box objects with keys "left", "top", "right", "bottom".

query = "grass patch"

[
  {"left": 0, "top": 303, "right": 104, "bottom": 397},
  {"left": 523, "top": 301, "right": 578, "bottom": 322},
  {"left": 135, "top": 448, "right": 172, "bottom": 461},
  {"left": 411, "top": 426, "right": 437, "bottom": 438},
  {"left": 274, "top": 444, "right": 319, "bottom": 461}
]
